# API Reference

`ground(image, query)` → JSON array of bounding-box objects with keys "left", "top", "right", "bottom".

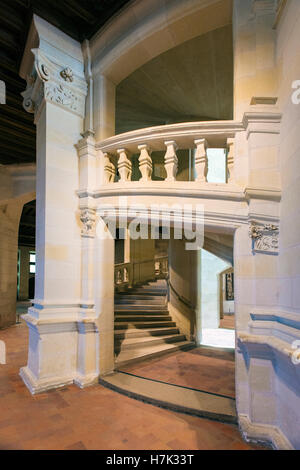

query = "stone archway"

[{"left": 0, "top": 163, "right": 35, "bottom": 329}]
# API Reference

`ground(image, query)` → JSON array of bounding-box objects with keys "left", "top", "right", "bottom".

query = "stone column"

[
  {"left": 75, "top": 134, "right": 99, "bottom": 388},
  {"left": 94, "top": 219, "right": 115, "bottom": 376},
  {"left": 94, "top": 74, "right": 116, "bottom": 142},
  {"left": 235, "top": 109, "right": 282, "bottom": 443},
  {"left": 91, "top": 64, "right": 117, "bottom": 377},
  {"left": 233, "top": 0, "right": 278, "bottom": 121},
  {"left": 19, "top": 15, "right": 88, "bottom": 394}
]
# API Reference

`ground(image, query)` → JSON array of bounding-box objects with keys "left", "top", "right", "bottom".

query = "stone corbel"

[
  {"left": 249, "top": 221, "right": 279, "bottom": 254},
  {"left": 21, "top": 48, "right": 88, "bottom": 121},
  {"left": 80, "top": 208, "right": 98, "bottom": 238}
]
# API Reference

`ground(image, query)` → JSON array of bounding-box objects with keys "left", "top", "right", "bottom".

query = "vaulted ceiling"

[
  {"left": 116, "top": 24, "right": 233, "bottom": 134},
  {"left": 0, "top": 0, "right": 131, "bottom": 165}
]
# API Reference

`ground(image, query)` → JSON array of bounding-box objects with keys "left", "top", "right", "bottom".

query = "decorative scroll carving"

[
  {"left": 164, "top": 141, "right": 178, "bottom": 182},
  {"left": 249, "top": 221, "right": 279, "bottom": 254},
  {"left": 138, "top": 144, "right": 152, "bottom": 181},
  {"left": 80, "top": 209, "right": 97, "bottom": 238},
  {"left": 37, "top": 63, "right": 50, "bottom": 82},
  {"left": 194, "top": 138, "right": 208, "bottom": 183},
  {"left": 60, "top": 67, "right": 74, "bottom": 82},
  {"left": 21, "top": 49, "right": 87, "bottom": 119},
  {"left": 44, "top": 82, "right": 82, "bottom": 113},
  {"left": 22, "top": 76, "right": 36, "bottom": 114}
]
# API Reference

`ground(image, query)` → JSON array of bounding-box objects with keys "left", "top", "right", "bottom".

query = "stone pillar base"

[
  {"left": 20, "top": 367, "right": 100, "bottom": 394},
  {"left": 239, "top": 414, "right": 294, "bottom": 450},
  {"left": 73, "top": 372, "right": 99, "bottom": 389},
  {"left": 20, "top": 366, "right": 74, "bottom": 395}
]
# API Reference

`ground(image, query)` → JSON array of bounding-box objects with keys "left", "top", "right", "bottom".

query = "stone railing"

[
  {"left": 155, "top": 256, "right": 169, "bottom": 279},
  {"left": 96, "top": 121, "right": 242, "bottom": 185},
  {"left": 114, "top": 262, "right": 132, "bottom": 289}
]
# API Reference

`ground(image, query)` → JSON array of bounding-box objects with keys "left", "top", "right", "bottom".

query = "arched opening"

[
  {"left": 17, "top": 199, "right": 36, "bottom": 321},
  {"left": 109, "top": 221, "right": 236, "bottom": 417},
  {"left": 113, "top": 24, "right": 233, "bottom": 184}
]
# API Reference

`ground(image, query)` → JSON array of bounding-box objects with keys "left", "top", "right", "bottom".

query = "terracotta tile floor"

[
  {"left": 0, "top": 322, "right": 264, "bottom": 450},
  {"left": 120, "top": 347, "right": 236, "bottom": 398}
]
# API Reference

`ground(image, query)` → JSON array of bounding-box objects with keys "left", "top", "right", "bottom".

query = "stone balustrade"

[
  {"left": 155, "top": 256, "right": 169, "bottom": 279},
  {"left": 96, "top": 121, "right": 243, "bottom": 185},
  {"left": 114, "top": 263, "right": 132, "bottom": 289}
]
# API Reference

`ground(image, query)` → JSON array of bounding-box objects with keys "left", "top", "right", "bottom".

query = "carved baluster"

[
  {"left": 194, "top": 139, "right": 208, "bottom": 182},
  {"left": 123, "top": 267, "right": 129, "bottom": 283},
  {"left": 103, "top": 152, "right": 116, "bottom": 183},
  {"left": 155, "top": 261, "right": 159, "bottom": 276},
  {"left": 116, "top": 270, "right": 122, "bottom": 285},
  {"left": 117, "top": 148, "right": 132, "bottom": 182},
  {"left": 164, "top": 141, "right": 178, "bottom": 182},
  {"left": 227, "top": 138, "right": 235, "bottom": 183},
  {"left": 138, "top": 144, "right": 152, "bottom": 181}
]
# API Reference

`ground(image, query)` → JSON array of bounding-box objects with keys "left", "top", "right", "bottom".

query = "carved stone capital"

[
  {"left": 21, "top": 48, "right": 87, "bottom": 120},
  {"left": 80, "top": 208, "right": 97, "bottom": 238},
  {"left": 249, "top": 221, "right": 279, "bottom": 254}
]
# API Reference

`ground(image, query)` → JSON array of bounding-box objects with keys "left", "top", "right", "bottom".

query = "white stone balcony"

[
  {"left": 78, "top": 121, "right": 249, "bottom": 232},
  {"left": 96, "top": 121, "right": 243, "bottom": 187}
]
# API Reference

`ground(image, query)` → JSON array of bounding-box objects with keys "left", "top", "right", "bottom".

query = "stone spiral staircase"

[{"left": 114, "top": 279, "right": 194, "bottom": 367}]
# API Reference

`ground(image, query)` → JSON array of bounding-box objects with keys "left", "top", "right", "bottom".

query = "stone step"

[
  {"left": 125, "top": 286, "right": 167, "bottom": 293},
  {"left": 114, "top": 340, "right": 194, "bottom": 367},
  {"left": 115, "top": 305, "right": 169, "bottom": 312},
  {"left": 99, "top": 371, "right": 237, "bottom": 424},
  {"left": 115, "top": 315, "right": 172, "bottom": 322},
  {"left": 114, "top": 320, "right": 176, "bottom": 329},
  {"left": 115, "top": 334, "right": 186, "bottom": 351},
  {"left": 123, "top": 291, "right": 167, "bottom": 298},
  {"left": 116, "top": 291, "right": 166, "bottom": 298},
  {"left": 115, "top": 297, "right": 166, "bottom": 304},
  {"left": 114, "top": 327, "right": 180, "bottom": 339},
  {"left": 115, "top": 309, "right": 169, "bottom": 316},
  {"left": 147, "top": 280, "right": 167, "bottom": 286}
]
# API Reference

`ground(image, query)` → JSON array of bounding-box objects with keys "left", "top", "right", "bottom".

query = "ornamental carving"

[
  {"left": 21, "top": 48, "right": 87, "bottom": 118},
  {"left": 45, "top": 82, "right": 80, "bottom": 113},
  {"left": 38, "top": 63, "right": 50, "bottom": 81},
  {"left": 60, "top": 67, "right": 74, "bottom": 82},
  {"left": 80, "top": 209, "right": 97, "bottom": 238},
  {"left": 249, "top": 221, "right": 279, "bottom": 254}
]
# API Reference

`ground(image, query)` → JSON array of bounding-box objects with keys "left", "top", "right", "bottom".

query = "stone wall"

[{"left": 275, "top": 0, "right": 300, "bottom": 449}]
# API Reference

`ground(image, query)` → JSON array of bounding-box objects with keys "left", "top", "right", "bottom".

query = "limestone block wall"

[
  {"left": 130, "top": 238, "right": 156, "bottom": 285},
  {"left": 168, "top": 238, "right": 198, "bottom": 341},
  {"left": 0, "top": 164, "right": 35, "bottom": 329},
  {"left": 232, "top": 0, "right": 300, "bottom": 450},
  {"left": 277, "top": 0, "right": 300, "bottom": 325},
  {"left": 233, "top": 0, "right": 278, "bottom": 121},
  {"left": 200, "top": 249, "right": 230, "bottom": 329},
  {"left": 0, "top": 202, "right": 23, "bottom": 328},
  {"left": 275, "top": 0, "right": 300, "bottom": 449},
  {"left": 18, "top": 246, "right": 32, "bottom": 301}
]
